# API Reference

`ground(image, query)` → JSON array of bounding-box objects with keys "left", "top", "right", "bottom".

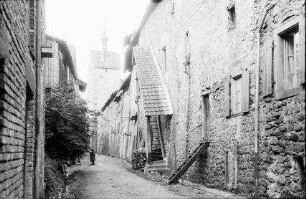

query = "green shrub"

[{"left": 45, "top": 84, "right": 91, "bottom": 161}]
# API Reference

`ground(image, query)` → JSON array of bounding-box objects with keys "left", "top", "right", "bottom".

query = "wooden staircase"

[
  {"left": 167, "top": 141, "right": 209, "bottom": 184},
  {"left": 150, "top": 116, "right": 163, "bottom": 162}
]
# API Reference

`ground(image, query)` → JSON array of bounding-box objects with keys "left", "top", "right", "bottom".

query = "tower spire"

[{"left": 101, "top": 27, "right": 108, "bottom": 53}]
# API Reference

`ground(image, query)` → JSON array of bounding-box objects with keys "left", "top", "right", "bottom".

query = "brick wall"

[
  {"left": 24, "top": 96, "right": 35, "bottom": 199},
  {"left": 137, "top": 0, "right": 305, "bottom": 197},
  {"left": 0, "top": 0, "right": 45, "bottom": 198}
]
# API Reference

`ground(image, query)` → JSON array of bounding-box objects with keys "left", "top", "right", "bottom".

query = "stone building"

[
  {"left": 99, "top": 0, "right": 305, "bottom": 198},
  {"left": 87, "top": 30, "right": 121, "bottom": 150},
  {"left": 0, "top": 0, "right": 46, "bottom": 198}
]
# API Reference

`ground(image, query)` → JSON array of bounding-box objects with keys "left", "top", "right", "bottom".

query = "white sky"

[{"left": 45, "top": 0, "right": 149, "bottom": 83}]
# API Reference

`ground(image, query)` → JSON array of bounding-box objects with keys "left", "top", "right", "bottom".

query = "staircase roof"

[{"left": 133, "top": 46, "right": 173, "bottom": 116}]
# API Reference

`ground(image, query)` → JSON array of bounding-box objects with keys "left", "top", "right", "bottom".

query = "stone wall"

[
  {"left": 0, "top": 1, "right": 45, "bottom": 198},
  {"left": 137, "top": 0, "right": 305, "bottom": 197},
  {"left": 259, "top": 93, "right": 305, "bottom": 198}
]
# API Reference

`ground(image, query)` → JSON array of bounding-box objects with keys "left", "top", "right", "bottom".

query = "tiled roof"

[
  {"left": 89, "top": 50, "right": 121, "bottom": 70},
  {"left": 133, "top": 46, "right": 173, "bottom": 116}
]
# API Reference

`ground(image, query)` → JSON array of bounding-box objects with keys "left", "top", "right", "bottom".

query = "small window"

[
  {"left": 227, "top": 4, "right": 236, "bottom": 30},
  {"left": 162, "top": 46, "right": 166, "bottom": 72},
  {"left": 185, "top": 31, "right": 191, "bottom": 60},
  {"left": 231, "top": 76, "right": 242, "bottom": 114},
  {"left": 225, "top": 70, "right": 249, "bottom": 117},
  {"left": 202, "top": 94, "right": 210, "bottom": 139}
]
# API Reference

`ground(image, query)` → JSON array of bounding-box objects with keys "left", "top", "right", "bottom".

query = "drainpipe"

[
  {"left": 255, "top": 6, "right": 271, "bottom": 196},
  {"left": 185, "top": 64, "right": 191, "bottom": 160},
  {"left": 34, "top": 0, "right": 43, "bottom": 198}
]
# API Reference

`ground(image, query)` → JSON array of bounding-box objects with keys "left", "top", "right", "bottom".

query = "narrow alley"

[
  {"left": 0, "top": 0, "right": 305, "bottom": 198},
  {"left": 65, "top": 154, "right": 232, "bottom": 199}
]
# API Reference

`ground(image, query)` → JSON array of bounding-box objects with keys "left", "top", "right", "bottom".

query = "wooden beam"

[
  {"left": 146, "top": 116, "right": 152, "bottom": 162},
  {"left": 157, "top": 116, "right": 166, "bottom": 158},
  {"left": 167, "top": 142, "right": 209, "bottom": 184}
]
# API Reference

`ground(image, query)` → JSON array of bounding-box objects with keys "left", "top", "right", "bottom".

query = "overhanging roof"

[
  {"left": 46, "top": 35, "right": 87, "bottom": 92},
  {"left": 134, "top": 46, "right": 173, "bottom": 116}
]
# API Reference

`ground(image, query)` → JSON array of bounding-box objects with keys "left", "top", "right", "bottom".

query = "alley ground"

[{"left": 65, "top": 154, "right": 245, "bottom": 199}]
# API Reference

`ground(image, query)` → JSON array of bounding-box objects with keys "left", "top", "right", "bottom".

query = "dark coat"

[{"left": 90, "top": 149, "right": 95, "bottom": 162}]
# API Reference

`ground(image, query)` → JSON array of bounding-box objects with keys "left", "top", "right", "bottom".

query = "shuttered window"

[
  {"left": 231, "top": 76, "right": 242, "bottom": 114},
  {"left": 225, "top": 70, "right": 249, "bottom": 117}
]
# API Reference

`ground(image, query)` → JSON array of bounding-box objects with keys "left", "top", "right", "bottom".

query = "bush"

[{"left": 45, "top": 84, "right": 91, "bottom": 161}]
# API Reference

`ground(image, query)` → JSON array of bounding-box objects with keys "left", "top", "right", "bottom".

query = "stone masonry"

[
  {"left": 135, "top": 0, "right": 305, "bottom": 198},
  {"left": 95, "top": 0, "right": 304, "bottom": 198},
  {"left": 0, "top": 0, "right": 45, "bottom": 198}
]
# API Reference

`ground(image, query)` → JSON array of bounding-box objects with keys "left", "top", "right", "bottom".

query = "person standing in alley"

[{"left": 90, "top": 148, "right": 95, "bottom": 165}]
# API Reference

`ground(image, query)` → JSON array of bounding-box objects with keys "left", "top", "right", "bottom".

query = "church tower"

[
  {"left": 87, "top": 27, "right": 121, "bottom": 111},
  {"left": 101, "top": 28, "right": 108, "bottom": 61}
]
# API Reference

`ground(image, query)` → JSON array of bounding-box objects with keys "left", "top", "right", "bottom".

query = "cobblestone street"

[{"left": 65, "top": 154, "right": 233, "bottom": 199}]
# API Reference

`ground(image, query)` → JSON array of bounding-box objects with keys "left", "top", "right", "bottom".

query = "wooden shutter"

[
  {"left": 225, "top": 77, "right": 231, "bottom": 117},
  {"left": 273, "top": 34, "right": 284, "bottom": 93},
  {"left": 298, "top": 16, "right": 305, "bottom": 85},
  {"left": 263, "top": 38, "right": 273, "bottom": 96},
  {"left": 241, "top": 69, "right": 249, "bottom": 113}
]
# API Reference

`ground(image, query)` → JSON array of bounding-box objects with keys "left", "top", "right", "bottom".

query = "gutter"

[{"left": 254, "top": 6, "right": 272, "bottom": 196}]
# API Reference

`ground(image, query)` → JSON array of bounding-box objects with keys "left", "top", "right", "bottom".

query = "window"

[
  {"left": 274, "top": 16, "right": 305, "bottom": 99},
  {"left": 281, "top": 27, "right": 299, "bottom": 90},
  {"left": 225, "top": 70, "right": 249, "bottom": 117},
  {"left": 202, "top": 94, "right": 210, "bottom": 139},
  {"left": 162, "top": 46, "right": 167, "bottom": 72},
  {"left": 231, "top": 76, "right": 242, "bottom": 114},
  {"left": 227, "top": 3, "right": 236, "bottom": 30},
  {"left": 184, "top": 31, "right": 191, "bottom": 61}
]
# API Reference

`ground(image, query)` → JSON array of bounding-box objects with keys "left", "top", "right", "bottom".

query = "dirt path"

[{"left": 65, "top": 154, "right": 222, "bottom": 199}]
